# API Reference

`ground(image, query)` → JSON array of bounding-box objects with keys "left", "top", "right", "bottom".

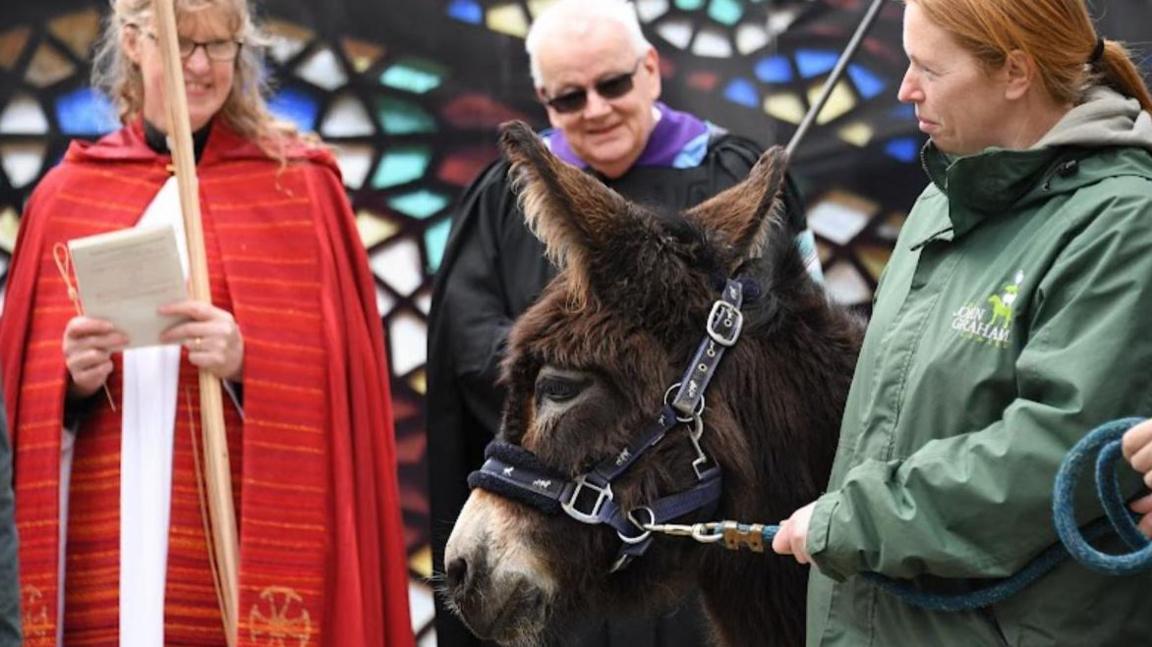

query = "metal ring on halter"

[
  {"left": 618, "top": 506, "right": 655, "bottom": 545},
  {"left": 663, "top": 383, "right": 706, "bottom": 423}
]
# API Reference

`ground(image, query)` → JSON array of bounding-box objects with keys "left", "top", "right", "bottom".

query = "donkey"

[{"left": 442, "top": 121, "right": 863, "bottom": 647}]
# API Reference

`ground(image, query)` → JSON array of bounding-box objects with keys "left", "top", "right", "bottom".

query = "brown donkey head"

[{"left": 443, "top": 121, "right": 858, "bottom": 647}]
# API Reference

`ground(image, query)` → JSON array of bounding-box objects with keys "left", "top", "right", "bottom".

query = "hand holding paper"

[
  {"left": 62, "top": 315, "right": 128, "bottom": 399},
  {"left": 67, "top": 225, "right": 190, "bottom": 348}
]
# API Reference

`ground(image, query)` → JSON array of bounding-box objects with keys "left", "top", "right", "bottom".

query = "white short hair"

[{"left": 525, "top": 0, "right": 652, "bottom": 87}]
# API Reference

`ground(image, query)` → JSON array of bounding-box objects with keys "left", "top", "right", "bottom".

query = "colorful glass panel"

[
  {"left": 47, "top": 9, "right": 101, "bottom": 59},
  {"left": 707, "top": 0, "right": 744, "bottom": 26},
  {"left": 795, "top": 48, "right": 838, "bottom": 78},
  {"left": 267, "top": 87, "right": 320, "bottom": 132},
  {"left": 0, "top": 28, "right": 31, "bottom": 70},
  {"left": 26, "top": 44, "right": 75, "bottom": 88},
  {"left": 388, "top": 189, "right": 450, "bottom": 220},
  {"left": 424, "top": 217, "right": 452, "bottom": 273},
  {"left": 378, "top": 97, "right": 437, "bottom": 135},
  {"left": 380, "top": 58, "right": 447, "bottom": 94},
  {"left": 372, "top": 148, "right": 432, "bottom": 190}
]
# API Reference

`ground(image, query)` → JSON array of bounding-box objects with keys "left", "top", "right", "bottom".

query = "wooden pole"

[{"left": 151, "top": 1, "right": 239, "bottom": 644}]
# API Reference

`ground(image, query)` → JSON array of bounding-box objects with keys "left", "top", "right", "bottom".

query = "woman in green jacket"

[{"left": 772, "top": 0, "right": 1152, "bottom": 644}]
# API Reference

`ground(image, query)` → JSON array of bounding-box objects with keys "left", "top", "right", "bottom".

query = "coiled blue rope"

[{"left": 758, "top": 417, "right": 1152, "bottom": 611}]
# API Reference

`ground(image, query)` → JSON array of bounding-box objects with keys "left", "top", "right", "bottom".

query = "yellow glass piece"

[
  {"left": 25, "top": 44, "right": 75, "bottom": 88},
  {"left": 48, "top": 9, "right": 101, "bottom": 58},
  {"left": 0, "top": 207, "right": 21, "bottom": 254},
  {"left": 341, "top": 37, "right": 385, "bottom": 74},
  {"left": 409, "top": 545, "right": 433, "bottom": 579},
  {"left": 0, "top": 27, "right": 31, "bottom": 71},
  {"left": 486, "top": 3, "right": 530, "bottom": 38},
  {"left": 356, "top": 211, "right": 400, "bottom": 248},
  {"left": 264, "top": 20, "right": 314, "bottom": 62},
  {"left": 527, "top": 0, "right": 558, "bottom": 19},
  {"left": 857, "top": 243, "right": 893, "bottom": 282},
  {"left": 762, "top": 92, "right": 805, "bottom": 124},
  {"left": 808, "top": 79, "right": 856, "bottom": 124},
  {"left": 838, "top": 121, "right": 874, "bottom": 147},
  {"left": 408, "top": 368, "right": 427, "bottom": 396}
]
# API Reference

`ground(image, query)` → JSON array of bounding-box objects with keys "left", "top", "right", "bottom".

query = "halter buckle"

[
  {"left": 707, "top": 300, "right": 743, "bottom": 347},
  {"left": 562, "top": 474, "right": 614, "bottom": 524}
]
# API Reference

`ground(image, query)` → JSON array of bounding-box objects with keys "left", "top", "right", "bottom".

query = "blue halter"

[{"left": 468, "top": 279, "right": 749, "bottom": 571}]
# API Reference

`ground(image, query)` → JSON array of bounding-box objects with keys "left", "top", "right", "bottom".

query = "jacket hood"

[
  {"left": 1032, "top": 86, "right": 1152, "bottom": 151},
  {"left": 920, "top": 86, "right": 1152, "bottom": 230}
]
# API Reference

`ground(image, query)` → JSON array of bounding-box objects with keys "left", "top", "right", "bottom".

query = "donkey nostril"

[{"left": 446, "top": 557, "right": 469, "bottom": 591}]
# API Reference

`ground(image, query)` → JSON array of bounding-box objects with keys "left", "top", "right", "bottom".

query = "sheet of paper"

[{"left": 68, "top": 225, "right": 189, "bottom": 348}]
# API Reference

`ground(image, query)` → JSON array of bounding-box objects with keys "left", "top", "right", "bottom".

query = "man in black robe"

[{"left": 426, "top": 1, "right": 819, "bottom": 645}]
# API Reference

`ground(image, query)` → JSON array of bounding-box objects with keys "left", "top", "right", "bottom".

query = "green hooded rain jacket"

[{"left": 806, "top": 87, "right": 1152, "bottom": 646}]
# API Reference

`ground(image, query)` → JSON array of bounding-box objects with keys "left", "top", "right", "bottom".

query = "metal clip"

[{"left": 687, "top": 416, "right": 712, "bottom": 480}]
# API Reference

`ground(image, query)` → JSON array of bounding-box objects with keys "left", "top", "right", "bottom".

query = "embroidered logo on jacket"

[{"left": 951, "top": 270, "right": 1023, "bottom": 347}]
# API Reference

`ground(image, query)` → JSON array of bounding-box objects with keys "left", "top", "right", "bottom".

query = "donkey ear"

[
  {"left": 683, "top": 146, "right": 789, "bottom": 267},
  {"left": 499, "top": 121, "right": 632, "bottom": 271}
]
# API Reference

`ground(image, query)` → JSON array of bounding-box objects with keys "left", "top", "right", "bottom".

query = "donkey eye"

[{"left": 535, "top": 376, "right": 584, "bottom": 403}]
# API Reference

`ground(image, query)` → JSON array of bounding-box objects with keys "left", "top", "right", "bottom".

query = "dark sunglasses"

[{"left": 542, "top": 60, "right": 643, "bottom": 114}]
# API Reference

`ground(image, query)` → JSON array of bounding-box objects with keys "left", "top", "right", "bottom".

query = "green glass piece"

[
  {"left": 377, "top": 97, "right": 437, "bottom": 135},
  {"left": 675, "top": 0, "right": 705, "bottom": 9},
  {"left": 372, "top": 147, "right": 431, "bottom": 189},
  {"left": 708, "top": 0, "right": 743, "bottom": 25},
  {"left": 379, "top": 57, "right": 448, "bottom": 94},
  {"left": 389, "top": 189, "right": 451, "bottom": 220}
]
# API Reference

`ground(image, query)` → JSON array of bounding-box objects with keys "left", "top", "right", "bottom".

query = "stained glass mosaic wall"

[{"left": 1, "top": 0, "right": 1148, "bottom": 644}]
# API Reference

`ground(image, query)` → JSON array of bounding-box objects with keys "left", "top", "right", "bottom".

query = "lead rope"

[{"left": 645, "top": 417, "right": 1152, "bottom": 611}]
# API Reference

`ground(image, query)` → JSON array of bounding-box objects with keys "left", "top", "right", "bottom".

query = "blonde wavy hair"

[
  {"left": 910, "top": 0, "right": 1152, "bottom": 111},
  {"left": 92, "top": 0, "right": 319, "bottom": 159}
]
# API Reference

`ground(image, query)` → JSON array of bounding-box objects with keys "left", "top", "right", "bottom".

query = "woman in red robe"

[{"left": 0, "top": 0, "right": 414, "bottom": 645}]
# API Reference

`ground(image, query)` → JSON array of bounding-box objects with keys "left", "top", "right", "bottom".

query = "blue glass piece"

[
  {"left": 268, "top": 87, "right": 320, "bottom": 132},
  {"left": 425, "top": 217, "right": 452, "bottom": 273},
  {"left": 675, "top": 0, "right": 706, "bottom": 9},
  {"left": 795, "top": 49, "right": 839, "bottom": 78},
  {"left": 380, "top": 59, "right": 447, "bottom": 95},
  {"left": 389, "top": 189, "right": 450, "bottom": 219},
  {"left": 848, "top": 64, "right": 887, "bottom": 100},
  {"left": 55, "top": 88, "right": 119, "bottom": 135},
  {"left": 373, "top": 148, "right": 432, "bottom": 190},
  {"left": 708, "top": 0, "right": 744, "bottom": 25},
  {"left": 447, "top": 0, "right": 483, "bottom": 23},
  {"left": 724, "top": 78, "right": 759, "bottom": 108},
  {"left": 754, "top": 55, "right": 792, "bottom": 84},
  {"left": 889, "top": 104, "right": 916, "bottom": 120},
  {"left": 885, "top": 136, "right": 920, "bottom": 163}
]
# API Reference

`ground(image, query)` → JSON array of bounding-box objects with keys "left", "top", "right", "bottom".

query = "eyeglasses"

[
  {"left": 139, "top": 27, "right": 242, "bottom": 62},
  {"left": 541, "top": 59, "right": 643, "bottom": 114}
]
